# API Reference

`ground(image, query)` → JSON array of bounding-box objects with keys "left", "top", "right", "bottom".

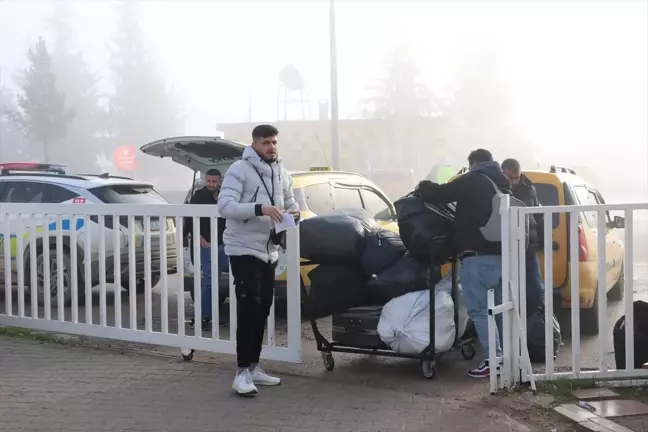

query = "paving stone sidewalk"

[{"left": 0, "top": 336, "right": 534, "bottom": 432}]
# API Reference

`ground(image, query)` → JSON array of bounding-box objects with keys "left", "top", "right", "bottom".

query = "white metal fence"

[
  {"left": 490, "top": 197, "right": 648, "bottom": 393},
  {"left": 0, "top": 203, "right": 302, "bottom": 363}
]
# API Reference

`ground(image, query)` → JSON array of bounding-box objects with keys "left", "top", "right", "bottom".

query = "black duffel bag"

[
  {"left": 299, "top": 209, "right": 378, "bottom": 265},
  {"left": 358, "top": 229, "right": 406, "bottom": 277},
  {"left": 394, "top": 193, "right": 455, "bottom": 266},
  {"left": 614, "top": 300, "right": 648, "bottom": 369},
  {"left": 527, "top": 306, "right": 562, "bottom": 363},
  {"left": 306, "top": 265, "right": 371, "bottom": 319},
  {"left": 367, "top": 253, "right": 436, "bottom": 305}
]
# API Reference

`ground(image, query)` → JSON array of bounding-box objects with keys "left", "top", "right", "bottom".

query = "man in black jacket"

[
  {"left": 184, "top": 168, "right": 228, "bottom": 330},
  {"left": 417, "top": 149, "right": 509, "bottom": 378},
  {"left": 501, "top": 159, "right": 545, "bottom": 315}
]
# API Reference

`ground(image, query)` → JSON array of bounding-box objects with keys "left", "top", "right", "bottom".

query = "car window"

[
  {"left": 533, "top": 183, "right": 560, "bottom": 228},
  {"left": 44, "top": 184, "right": 78, "bottom": 203},
  {"left": 593, "top": 191, "right": 613, "bottom": 225},
  {"left": 303, "top": 183, "right": 334, "bottom": 215},
  {"left": 362, "top": 187, "right": 393, "bottom": 219},
  {"left": 333, "top": 186, "right": 363, "bottom": 210},
  {"left": 572, "top": 185, "right": 598, "bottom": 227},
  {"left": 89, "top": 185, "right": 167, "bottom": 204},
  {"left": 0, "top": 181, "right": 46, "bottom": 203}
]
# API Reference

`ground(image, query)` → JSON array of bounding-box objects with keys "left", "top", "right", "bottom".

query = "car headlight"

[{"left": 275, "top": 247, "right": 287, "bottom": 277}]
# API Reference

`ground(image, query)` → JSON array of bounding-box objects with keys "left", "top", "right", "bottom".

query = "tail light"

[{"left": 578, "top": 224, "right": 588, "bottom": 262}]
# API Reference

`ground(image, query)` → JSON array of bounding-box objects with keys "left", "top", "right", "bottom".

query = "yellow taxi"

[
  {"left": 450, "top": 165, "right": 624, "bottom": 334},
  {"left": 525, "top": 166, "right": 624, "bottom": 335},
  {"left": 141, "top": 137, "right": 447, "bottom": 301}
]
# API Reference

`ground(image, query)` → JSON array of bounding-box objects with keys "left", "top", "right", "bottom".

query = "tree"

[
  {"left": 107, "top": 1, "right": 183, "bottom": 168},
  {"left": 359, "top": 42, "right": 441, "bottom": 119},
  {"left": 48, "top": 2, "right": 106, "bottom": 170},
  {"left": 11, "top": 37, "right": 73, "bottom": 162},
  {"left": 442, "top": 41, "right": 525, "bottom": 161}
]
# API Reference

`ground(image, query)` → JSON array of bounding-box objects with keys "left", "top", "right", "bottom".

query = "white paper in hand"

[{"left": 274, "top": 212, "right": 296, "bottom": 233}]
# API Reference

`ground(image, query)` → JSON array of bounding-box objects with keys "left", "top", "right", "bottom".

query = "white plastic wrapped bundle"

[{"left": 377, "top": 273, "right": 468, "bottom": 354}]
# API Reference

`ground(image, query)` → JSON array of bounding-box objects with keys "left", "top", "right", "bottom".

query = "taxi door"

[
  {"left": 594, "top": 190, "right": 623, "bottom": 288},
  {"left": 523, "top": 172, "right": 568, "bottom": 289}
]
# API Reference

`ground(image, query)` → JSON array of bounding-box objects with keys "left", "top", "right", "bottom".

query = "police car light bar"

[{"left": 0, "top": 163, "right": 67, "bottom": 174}]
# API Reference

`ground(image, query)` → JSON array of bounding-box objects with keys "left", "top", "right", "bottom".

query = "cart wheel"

[
  {"left": 181, "top": 349, "right": 195, "bottom": 361},
  {"left": 322, "top": 352, "right": 335, "bottom": 371},
  {"left": 461, "top": 344, "right": 476, "bottom": 360},
  {"left": 421, "top": 360, "right": 436, "bottom": 380}
]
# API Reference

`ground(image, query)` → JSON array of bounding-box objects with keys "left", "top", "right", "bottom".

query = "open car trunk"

[{"left": 140, "top": 136, "right": 246, "bottom": 174}]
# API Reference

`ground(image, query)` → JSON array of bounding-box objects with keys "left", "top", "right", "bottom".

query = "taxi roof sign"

[{"left": 309, "top": 166, "right": 333, "bottom": 172}]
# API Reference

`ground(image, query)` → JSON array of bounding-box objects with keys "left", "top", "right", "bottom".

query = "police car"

[{"left": 0, "top": 163, "right": 177, "bottom": 306}]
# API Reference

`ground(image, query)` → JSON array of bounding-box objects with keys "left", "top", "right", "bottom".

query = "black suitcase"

[
  {"left": 614, "top": 300, "right": 648, "bottom": 369},
  {"left": 332, "top": 306, "right": 388, "bottom": 349}
]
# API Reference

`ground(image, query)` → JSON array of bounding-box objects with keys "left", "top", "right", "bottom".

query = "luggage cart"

[{"left": 302, "top": 257, "right": 477, "bottom": 379}]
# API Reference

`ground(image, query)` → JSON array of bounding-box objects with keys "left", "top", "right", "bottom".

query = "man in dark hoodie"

[
  {"left": 416, "top": 149, "right": 509, "bottom": 378},
  {"left": 184, "top": 168, "right": 228, "bottom": 331},
  {"left": 501, "top": 159, "right": 545, "bottom": 315}
]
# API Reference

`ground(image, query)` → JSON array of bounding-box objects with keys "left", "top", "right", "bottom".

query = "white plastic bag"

[{"left": 377, "top": 273, "right": 468, "bottom": 354}]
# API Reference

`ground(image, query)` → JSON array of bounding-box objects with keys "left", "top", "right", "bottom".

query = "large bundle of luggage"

[{"left": 300, "top": 197, "right": 467, "bottom": 352}]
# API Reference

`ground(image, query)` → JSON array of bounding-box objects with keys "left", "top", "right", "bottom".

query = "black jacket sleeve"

[
  {"left": 183, "top": 191, "right": 202, "bottom": 242},
  {"left": 529, "top": 184, "right": 545, "bottom": 246},
  {"left": 417, "top": 174, "right": 471, "bottom": 204}
]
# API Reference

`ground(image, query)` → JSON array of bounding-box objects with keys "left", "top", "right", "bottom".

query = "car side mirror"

[{"left": 613, "top": 216, "right": 625, "bottom": 229}]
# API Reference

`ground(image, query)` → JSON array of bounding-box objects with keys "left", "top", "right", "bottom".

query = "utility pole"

[{"left": 329, "top": 0, "right": 340, "bottom": 170}]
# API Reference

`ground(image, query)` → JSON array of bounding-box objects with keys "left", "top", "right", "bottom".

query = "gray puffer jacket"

[{"left": 217, "top": 145, "right": 299, "bottom": 263}]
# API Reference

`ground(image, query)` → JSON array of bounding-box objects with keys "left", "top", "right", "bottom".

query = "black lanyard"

[{"left": 249, "top": 162, "right": 275, "bottom": 206}]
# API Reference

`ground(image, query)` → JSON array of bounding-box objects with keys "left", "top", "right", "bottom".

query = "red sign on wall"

[{"left": 113, "top": 145, "right": 137, "bottom": 171}]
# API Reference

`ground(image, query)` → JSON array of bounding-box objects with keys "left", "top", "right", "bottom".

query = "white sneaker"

[
  {"left": 250, "top": 366, "right": 281, "bottom": 386},
  {"left": 232, "top": 369, "right": 258, "bottom": 396}
]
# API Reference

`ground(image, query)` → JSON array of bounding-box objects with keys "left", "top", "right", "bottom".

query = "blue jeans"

[
  {"left": 200, "top": 245, "right": 229, "bottom": 320},
  {"left": 525, "top": 249, "right": 545, "bottom": 316},
  {"left": 460, "top": 255, "right": 503, "bottom": 359}
]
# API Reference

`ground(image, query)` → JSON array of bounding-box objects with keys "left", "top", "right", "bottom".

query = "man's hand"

[
  {"left": 262, "top": 205, "right": 283, "bottom": 222},
  {"left": 200, "top": 237, "right": 210, "bottom": 248},
  {"left": 286, "top": 209, "right": 300, "bottom": 221}
]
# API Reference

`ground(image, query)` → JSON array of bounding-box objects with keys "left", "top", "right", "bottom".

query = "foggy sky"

[{"left": 1, "top": 0, "right": 647, "bottom": 198}]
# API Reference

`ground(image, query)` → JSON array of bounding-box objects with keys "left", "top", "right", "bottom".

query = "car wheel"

[
  {"left": 26, "top": 248, "right": 80, "bottom": 307},
  {"left": 608, "top": 263, "right": 625, "bottom": 302},
  {"left": 580, "top": 295, "right": 600, "bottom": 335}
]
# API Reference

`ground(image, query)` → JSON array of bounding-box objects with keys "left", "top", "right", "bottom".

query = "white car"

[{"left": 0, "top": 163, "right": 177, "bottom": 306}]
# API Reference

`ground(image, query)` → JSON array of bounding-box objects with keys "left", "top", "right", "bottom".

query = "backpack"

[
  {"left": 479, "top": 174, "right": 529, "bottom": 248},
  {"left": 394, "top": 193, "right": 455, "bottom": 266}
]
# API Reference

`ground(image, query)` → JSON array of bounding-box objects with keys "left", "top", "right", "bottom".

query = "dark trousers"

[
  {"left": 229, "top": 255, "right": 275, "bottom": 368},
  {"left": 526, "top": 249, "right": 546, "bottom": 316}
]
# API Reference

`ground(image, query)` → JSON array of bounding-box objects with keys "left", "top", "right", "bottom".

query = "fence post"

[
  {"left": 285, "top": 225, "right": 302, "bottom": 363},
  {"left": 500, "top": 194, "right": 512, "bottom": 390}
]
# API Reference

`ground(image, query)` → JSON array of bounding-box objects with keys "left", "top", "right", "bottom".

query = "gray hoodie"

[{"left": 217, "top": 145, "right": 299, "bottom": 263}]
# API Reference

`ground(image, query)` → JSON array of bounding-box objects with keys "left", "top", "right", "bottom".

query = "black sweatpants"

[{"left": 229, "top": 255, "right": 276, "bottom": 368}]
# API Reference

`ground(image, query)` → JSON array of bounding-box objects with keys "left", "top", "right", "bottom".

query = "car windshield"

[{"left": 89, "top": 185, "right": 167, "bottom": 204}]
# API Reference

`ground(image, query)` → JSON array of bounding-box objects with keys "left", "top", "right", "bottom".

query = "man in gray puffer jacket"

[{"left": 218, "top": 124, "right": 299, "bottom": 396}]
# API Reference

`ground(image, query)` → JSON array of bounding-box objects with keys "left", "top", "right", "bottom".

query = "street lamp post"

[{"left": 329, "top": 0, "right": 340, "bottom": 170}]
